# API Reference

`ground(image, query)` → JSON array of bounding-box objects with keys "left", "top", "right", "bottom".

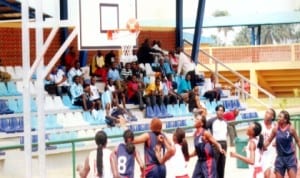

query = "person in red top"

[
  {"left": 223, "top": 108, "right": 240, "bottom": 146},
  {"left": 65, "top": 46, "right": 76, "bottom": 72},
  {"left": 127, "top": 75, "right": 144, "bottom": 110},
  {"left": 223, "top": 108, "right": 239, "bottom": 121}
]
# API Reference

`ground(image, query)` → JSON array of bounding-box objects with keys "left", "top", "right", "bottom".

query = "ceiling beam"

[{"left": 257, "top": 73, "right": 275, "bottom": 96}]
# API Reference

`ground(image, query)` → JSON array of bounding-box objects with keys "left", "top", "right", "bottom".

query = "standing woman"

[
  {"left": 264, "top": 110, "right": 300, "bottom": 178},
  {"left": 261, "top": 108, "right": 277, "bottom": 178},
  {"left": 190, "top": 113, "right": 225, "bottom": 178},
  {"left": 158, "top": 128, "right": 190, "bottom": 178},
  {"left": 111, "top": 129, "right": 144, "bottom": 178},
  {"left": 77, "top": 130, "right": 113, "bottom": 178},
  {"left": 133, "top": 118, "right": 175, "bottom": 178},
  {"left": 230, "top": 122, "right": 264, "bottom": 178}
]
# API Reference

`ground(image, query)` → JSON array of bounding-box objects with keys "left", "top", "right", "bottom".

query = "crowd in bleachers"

[{"left": 0, "top": 39, "right": 259, "bottom": 133}]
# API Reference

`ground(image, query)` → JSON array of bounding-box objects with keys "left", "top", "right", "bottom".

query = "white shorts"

[{"left": 261, "top": 146, "right": 276, "bottom": 172}]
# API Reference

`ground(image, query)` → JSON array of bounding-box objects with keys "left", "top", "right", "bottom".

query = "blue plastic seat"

[
  {"left": 15, "top": 117, "right": 24, "bottom": 132},
  {"left": 145, "top": 106, "right": 155, "bottom": 118},
  {"left": 30, "top": 98, "right": 37, "bottom": 112},
  {"left": 7, "top": 98, "right": 19, "bottom": 113},
  {"left": 96, "top": 109, "right": 106, "bottom": 125},
  {"left": 17, "top": 98, "right": 24, "bottom": 113},
  {"left": 173, "top": 104, "right": 182, "bottom": 116},
  {"left": 62, "top": 95, "right": 81, "bottom": 109},
  {"left": 179, "top": 103, "right": 192, "bottom": 116},
  {"left": 159, "top": 104, "right": 173, "bottom": 118},
  {"left": 0, "top": 99, "right": 14, "bottom": 114},
  {"left": 31, "top": 116, "right": 38, "bottom": 130},
  {"left": 0, "top": 82, "right": 9, "bottom": 96},
  {"left": 46, "top": 114, "right": 62, "bottom": 130},
  {"left": 7, "top": 81, "right": 21, "bottom": 96},
  {"left": 0, "top": 118, "right": 16, "bottom": 133},
  {"left": 83, "top": 111, "right": 97, "bottom": 125}
]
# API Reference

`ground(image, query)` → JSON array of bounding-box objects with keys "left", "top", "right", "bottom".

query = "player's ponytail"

[
  {"left": 175, "top": 128, "right": 189, "bottom": 161},
  {"left": 123, "top": 129, "right": 135, "bottom": 154},
  {"left": 181, "top": 138, "right": 189, "bottom": 161},
  {"left": 269, "top": 108, "right": 276, "bottom": 121},
  {"left": 253, "top": 122, "right": 264, "bottom": 151},
  {"left": 95, "top": 131, "right": 107, "bottom": 177}
]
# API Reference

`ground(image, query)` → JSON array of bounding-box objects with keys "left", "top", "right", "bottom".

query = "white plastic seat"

[
  {"left": 5, "top": 66, "right": 16, "bottom": 79},
  {"left": 14, "top": 66, "right": 23, "bottom": 80},
  {"left": 16, "top": 81, "right": 23, "bottom": 93},
  {"left": 45, "top": 96, "right": 55, "bottom": 111},
  {"left": 56, "top": 113, "right": 66, "bottom": 126},
  {"left": 53, "top": 96, "right": 68, "bottom": 109}
]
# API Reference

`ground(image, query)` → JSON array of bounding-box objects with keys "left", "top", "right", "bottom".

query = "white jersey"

[
  {"left": 88, "top": 148, "right": 113, "bottom": 178},
  {"left": 90, "top": 84, "right": 100, "bottom": 101},
  {"left": 246, "top": 138, "right": 263, "bottom": 178},
  {"left": 166, "top": 144, "right": 188, "bottom": 178},
  {"left": 261, "top": 122, "right": 276, "bottom": 171}
]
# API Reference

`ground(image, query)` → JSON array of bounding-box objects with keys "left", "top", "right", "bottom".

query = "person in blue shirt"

[
  {"left": 107, "top": 62, "right": 121, "bottom": 82},
  {"left": 70, "top": 75, "right": 91, "bottom": 110},
  {"left": 177, "top": 74, "right": 192, "bottom": 95}
]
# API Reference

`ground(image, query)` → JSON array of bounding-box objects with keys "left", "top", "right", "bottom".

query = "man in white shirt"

[
  {"left": 176, "top": 47, "right": 196, "bottom": 88},
  {"left": 46, "top": 66, "right": 69, "bottom": 96},
  {"left": 206, "top": 105, "right": 227, "bottom": 178}
]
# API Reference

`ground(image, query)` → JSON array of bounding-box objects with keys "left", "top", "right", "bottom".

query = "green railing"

[{"left": 0, "top": 116, "right": 299, "bottom": 178}]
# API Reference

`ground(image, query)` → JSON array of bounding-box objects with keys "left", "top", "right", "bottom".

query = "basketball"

[{"left": 126, "top": 18, "right": 140, "bottom": 33}]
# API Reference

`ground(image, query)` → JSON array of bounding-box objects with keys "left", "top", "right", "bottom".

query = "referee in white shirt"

[{"left": 206, "top": 105, "right": 227, "bottom": 178}]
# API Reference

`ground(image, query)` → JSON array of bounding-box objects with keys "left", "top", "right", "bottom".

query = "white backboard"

[{"left": 78, "top": 0, "right": 137, "bottom": 50}]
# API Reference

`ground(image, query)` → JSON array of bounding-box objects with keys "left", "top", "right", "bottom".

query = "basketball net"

[{"left": 106, "top": 18, "right": 139, "bottom": 64}]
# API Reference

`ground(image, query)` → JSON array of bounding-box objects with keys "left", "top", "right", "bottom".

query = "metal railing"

[{"left": 184, "top": 40, "right": 276, "bottom": 108}]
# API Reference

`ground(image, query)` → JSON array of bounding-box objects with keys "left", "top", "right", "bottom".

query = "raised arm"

[
  {"left": 133, "top": 133, "right": 150, "bottom": 144},
  {"left": 204, "top": 131, "right": 224, "bottom": 154},
  {"left": 230, "top": 140, "right": 256, "bottom": 165},
  {"left": 264, "top": 126, "right": 277, "bottom": 148},
  {"left": 160, "top": 134, "right": 175, "bottom": 164}
]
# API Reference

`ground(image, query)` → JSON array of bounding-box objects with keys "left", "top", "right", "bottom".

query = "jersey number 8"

[{"left": 118, "top": 156, "right": 127, "bottom": 174}]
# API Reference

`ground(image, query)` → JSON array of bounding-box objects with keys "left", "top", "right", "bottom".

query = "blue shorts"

[
  {"left": 274, "top": 153, "right": 298, "bottom": 176},
  {"left": 192, "top": 158, "right": 217, "bottom": 178},
  {"left": 145, "top": 164, "right": 166, "bottom": 178}
]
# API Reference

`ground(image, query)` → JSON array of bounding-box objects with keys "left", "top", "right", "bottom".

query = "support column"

[
  {"left": 35, "top": 1, "right": 46, "bottom": 178},
  {"left": 191, "top": 0, "right": 206, "bottom": 63},
  {"left": 257, "top": 26, "right": 261, "bottom": 45},
  {"left": 21, "top": 1, "right": 32, "bottom": 178},
  {"left": 250, "top": 69, "right": 258, "bottom": 98},
  {"left": 60, "top": 0, "right": 68, "bottom": 65},
  {"left": 176, "top": 0, "right": 183, "bottom": 48},
  {"left": 250, "top": 26, "right": 256, "bottom": 45}
]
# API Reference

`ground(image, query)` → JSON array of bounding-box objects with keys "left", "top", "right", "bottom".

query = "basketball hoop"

[{"left": 119, "top": 18, "right": 140, "bottom": 64}]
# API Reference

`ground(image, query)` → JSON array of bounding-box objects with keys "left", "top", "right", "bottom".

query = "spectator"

[
  {"left": 162, "top": 75, "right": 181, "bottom": 105},
  {"left": 70, "top": 76, "right": 92, "bottom": 111},
  {"left": 168, "top": 50, "right": 178, "bottom": 72},
  {"left": 89, "top": 76, "right": 102, "bottom": 110},
  {"left": 107, "top": 62, "right": 121, "bottom": 82},
  {"left": 64, "top": 46, "right": 76, "bottom": 72},
  {"left": 105, "top": 99, "right": 133, "bottom": 127},
  {"left": 223, "top": 108, "right": 240, "bottom": 146},
  {"left": 121, "top": 63, "right": 132, "bottom": 81},
  {"left": 176, "top": 47, "right": 196, "bottom": 88},
  {"left": 45, "top": 66, "right": 69, "bottom": 97},
  {"left": 127, "top": 75, "right": 144, "bottom": 110},
  {"left": 177, "top": 74, "right": 192, "bottom": 101},
  {"left": 137, "top": 38, "right": 158, "bottom": 64},
  {"left": 223, "top": 108, "right": 240, "bottom": 121},
  {"left": 144, "top": 77, "right": 163, "bottom": 107},
  {"left": 105, "top": 50, "right": 116, "bottom": 68},
  {"left": 131, "top": 62, "right": 145, "bottom": 79},
  {"left": 188, "top": 86, "right": 206, "bottom": 116},
  {"left": 68, "top": 60, "right": 84, "bottom": 85},
  {"left": 77, "top": 131, "right": 114, "bottom": 178},
  {"left": 91, "top": 50, "right": 107, "bottom": 82}
]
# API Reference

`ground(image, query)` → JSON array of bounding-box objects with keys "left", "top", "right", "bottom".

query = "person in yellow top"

[
  {"left": 144, "top": 77, "right": 163, "bottom": 107},
  {"left": 91, "top": 50, "right": 107, "bottom": 82}
]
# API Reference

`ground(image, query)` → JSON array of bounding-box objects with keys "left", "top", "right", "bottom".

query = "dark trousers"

[
  {"left": 187, "top": 70, "right": 196, "bottom": 89},
  {"left": 213, "top": 140, "right": 227, "bottom": 178}
]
